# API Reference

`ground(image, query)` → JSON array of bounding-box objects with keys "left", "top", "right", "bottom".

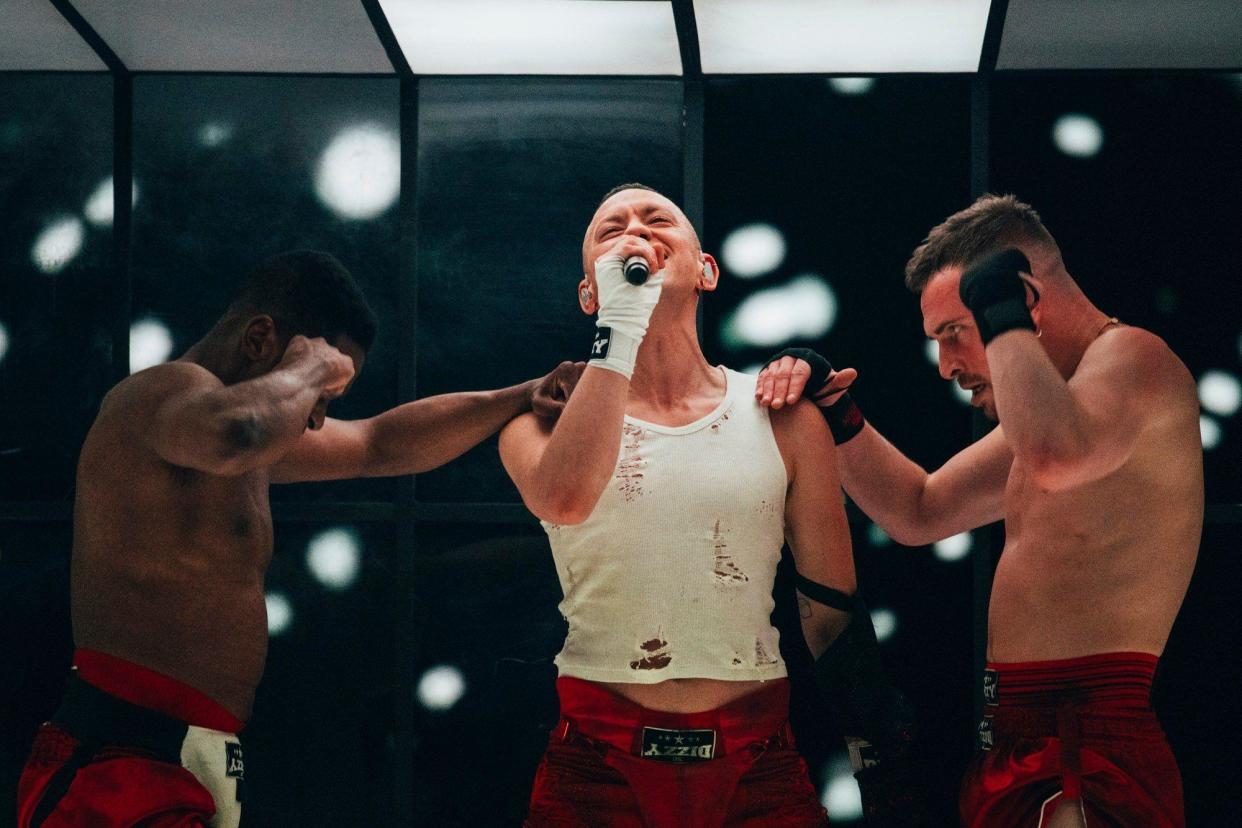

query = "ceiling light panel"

[
  {"left": 71, "top": 0, "right": 392, "bottom": 73},
  {"left": 694, "top": 0, "right": 992, "bottom": 74},
  {"left": 0, "top": 0, "right": 107, "bottom": 70},
  {"left": 999, "top": 0, "right": 1242, "bottom": 70},
  {"left": 379, "top": 1, "right": 682, "bottom": 76}
]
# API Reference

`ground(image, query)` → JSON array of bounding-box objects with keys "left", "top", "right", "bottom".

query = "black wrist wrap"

[{"left": 822, "top": 394, "right": 865, "bottom": 445}]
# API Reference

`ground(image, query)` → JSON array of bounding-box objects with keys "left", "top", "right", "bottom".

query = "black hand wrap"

[
  {"left": 958, "top": 248, "right": 1036, "bottom": 346},
  {"left": 765, "top": 347, "right": 864, "bottom": 444},
  {"left": 798, "top": 574, "right": 927, "bottom": 826}
]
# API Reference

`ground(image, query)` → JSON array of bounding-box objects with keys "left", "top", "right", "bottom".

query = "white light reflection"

[
  {"left": 129, "top": 318, "right": 175, "bottom": 374},
  {"left": 721, "top": 223, "right": 787, "bottom": 279},
  {"left": 32, "top": 216, "right": 85, "bottom": 273},
  {"left": 199, "top": 122, "right": 234, "bottom": 148},
  {"left": 934, "top": 532, "right": 973, "bottom": 562},
  {"left": 306, "top": 526, "right": 362, "bottom": 590},
  {"left": 1198, "top": 371, "right": 1241, "bottom": 418},
  {"left": 821, "top": 754, "right": 863, "bottom": 821},
  {"left": 722, "top": 275, "right": 838, "bottom": 349},
  {"left": 417, "top": 664, "right": 467, "bottom": 711},
  {"left": 828, "top": 77, "right": 876, "bottom": 96},
  {"left": 871, "top": 608, "right": 897, "bottom": 643},
  {"left": 1052, "top": 114, "right": 1104, "bottom": 158},
  {"left": 0, "top": 321, "right": 8, "bottom": 365},
  {"left": 1200, "top": 416, "right": 1222, "bottom": 451},
  {"left": 84, "top": 176, "right": 140, "bottom": 227},
  {"left": 314, "top": 124, "right": 400, "bottom": 220},
  {"left": 265, "top": 592, "right": 294, "bottom": 636}
]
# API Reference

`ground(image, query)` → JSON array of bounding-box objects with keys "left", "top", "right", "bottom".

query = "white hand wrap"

[{"left": 588, "top": 254, "right": 664, "bottom": 379}]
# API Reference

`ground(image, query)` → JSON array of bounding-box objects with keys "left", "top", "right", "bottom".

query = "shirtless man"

[
  {"left": 758, "top": 195, "right": 1202, "bottom": 827},
  {"left": 17, "top": 250, "right": 581, "bottom": 828},
  {"left": 500, "top": 184, "right": 909, "bottom": 827}
]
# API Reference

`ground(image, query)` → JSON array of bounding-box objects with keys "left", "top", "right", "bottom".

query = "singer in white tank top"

[
  {"left": 499, "top": 185, "right": 856, "bottom": 826},
  {"left": 543, "top": 367, "right": 790, "bottom": 684}
]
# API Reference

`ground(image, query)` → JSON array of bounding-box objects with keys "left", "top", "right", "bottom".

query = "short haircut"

[
  {"left": 227, "top": 250, "right": 378, "bottom": 351},
  {"left": 598, "top": 181, "right": 660, "bottom": 207},
  {"left": 904, "top": 194, "right": 1057, "bottom": 294}
]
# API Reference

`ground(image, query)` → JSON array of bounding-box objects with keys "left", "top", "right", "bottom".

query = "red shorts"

[
  {"left": 526, "top": 677, "right": 828, "bottom": 828},
  {"left": 960, "top": 652, "right": 1183, "bottom": 827},
  {"left": 17, "top": 649, "right": 245, "bottom": 828}
]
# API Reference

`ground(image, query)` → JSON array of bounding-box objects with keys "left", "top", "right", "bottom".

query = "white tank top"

[{"left": 543, "top": 367, "right": 789, "bottom": 684}]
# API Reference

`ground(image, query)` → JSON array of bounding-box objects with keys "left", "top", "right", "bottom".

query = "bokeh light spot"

[
  {"left": 1198, "top": 370, "right": 1241, "bottom": 417},
  {"left": 306, "top": 527, "right": 363, "bottom": 590},
  {"left": 315, "top": 124, "right": 400, "bottom": 220},
  {"left": 828, "top": 77, "right": 876, "bottom": 96},
  {"left": 934, "top": 532, "right": 973, "bottom": 562},
  {"left": 721, "top": 223, "right": 787, "bottom": 279},
  {"left": 266, "top": 592, "right": 294, "bottom": 636},
  {"left": 129, "top": 318, "right": 175, "bottom": 374},
  {"left": 1052, "top": 113, "right": 1104, "bottom": 158},
  {"left": 32, "top": 216, "right": 85, "bottom": 273},
  {"left": 417, "top": 664, "right": 467, "bottom": 712}
]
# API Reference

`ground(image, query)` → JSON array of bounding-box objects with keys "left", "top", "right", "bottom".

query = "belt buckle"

[{"left": 639, "top": 726, "right": 716, "bottom": 763}]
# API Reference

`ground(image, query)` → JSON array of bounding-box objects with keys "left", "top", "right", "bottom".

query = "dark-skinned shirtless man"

[
  {"left": 17, "top": 250, "right": 582, "bottom": 828},
  {"left": 759, "top": 195, "right": 1201, "bottom": 827}
]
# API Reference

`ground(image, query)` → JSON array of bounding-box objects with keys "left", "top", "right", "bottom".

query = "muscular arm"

[
  {"left": 772, "top": 401, "right": 856, "bottom": 657},
  {"left": 146, "top": 359, "right": 333, "bottom": 476},
  {"left": 499, "top": 366, "right": 630, "bottom": 525},
  {"left": 985, "top": 327, "right": 1170, "bottom": 490},
  {"left": 270, "top": 380, "right": 538, "bottom": 483},
  {"left": 838, "top": 422, "right": 1011, "bottom": 547}
]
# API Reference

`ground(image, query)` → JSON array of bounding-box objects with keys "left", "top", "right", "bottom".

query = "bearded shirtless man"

[
  {"left": 759, "top": 195, "right": 1201, "bottom": 827},
  {"left": 17, "top": 250, "right": 581, "bottom": 828}
]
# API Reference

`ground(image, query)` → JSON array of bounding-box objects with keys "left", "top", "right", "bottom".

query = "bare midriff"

[
  {"left": 987, "top": 405, "right": 1203, "bottom": 664},
  {"left": 72, "top": 392, "right": 274, "bottom": 723},
  {"left": 599, "top": 678, "right": 773, "bottom": 713}
]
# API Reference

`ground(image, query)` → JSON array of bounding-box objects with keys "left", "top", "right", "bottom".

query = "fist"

[
  {"left": 282, "top": 335, "right": 355, "bottom": 396},
  {"left": 958, "top": 248, "right": 1036, "bottom": 345},
  {"left": 532, "top": 361, "right": 587, "bottom": 420},
  {"left": 756, "top": 347, "right": 858, "bottom": 409}
]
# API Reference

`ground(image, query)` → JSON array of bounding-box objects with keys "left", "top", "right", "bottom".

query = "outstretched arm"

[
  {"left": 758, "top": 351, "right": 1010, "bottom": 546},
  {"left": 270, "top": 362, "right": 586, "bottom": 483}
]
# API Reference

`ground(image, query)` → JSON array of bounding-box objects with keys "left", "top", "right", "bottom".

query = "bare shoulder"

[
  {"left": 768, "top": 398, "right": 828, "bottom": 437},
  {"left": 1082, "top": 325, "right": 1194, "bottom": 400},
  {"left": 768, "top": 399, "right": 833, "bottom": 467},
  {"left": 99, "top": 362, "right": 223, "bottom": 425}
]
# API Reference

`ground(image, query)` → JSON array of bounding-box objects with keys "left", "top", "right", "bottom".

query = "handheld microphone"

[{"left": 624, "top": 256, "right": 649, "bottom": 286}]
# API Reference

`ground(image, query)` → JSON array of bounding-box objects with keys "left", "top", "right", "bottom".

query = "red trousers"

[
  {"left": 17, "top": 649, "right": 244, "bottom": 828},
  {"left": 18, "top": 724, "right": 217, "bottom": 828},
  {"left": 961, "top": 652, "right": 1184, "bottom": 827},
  {"left": 526, "top": 677, "right": 828, "bottom": 828}
]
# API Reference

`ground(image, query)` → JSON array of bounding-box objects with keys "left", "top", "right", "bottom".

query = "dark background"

[{"left": 2, "top": 71, "right": 1240, "bottom": 826}]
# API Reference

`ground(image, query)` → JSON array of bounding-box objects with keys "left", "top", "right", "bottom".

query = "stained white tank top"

[{"left": 543, "top": 367, "right": 789, "bottom": 684}]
